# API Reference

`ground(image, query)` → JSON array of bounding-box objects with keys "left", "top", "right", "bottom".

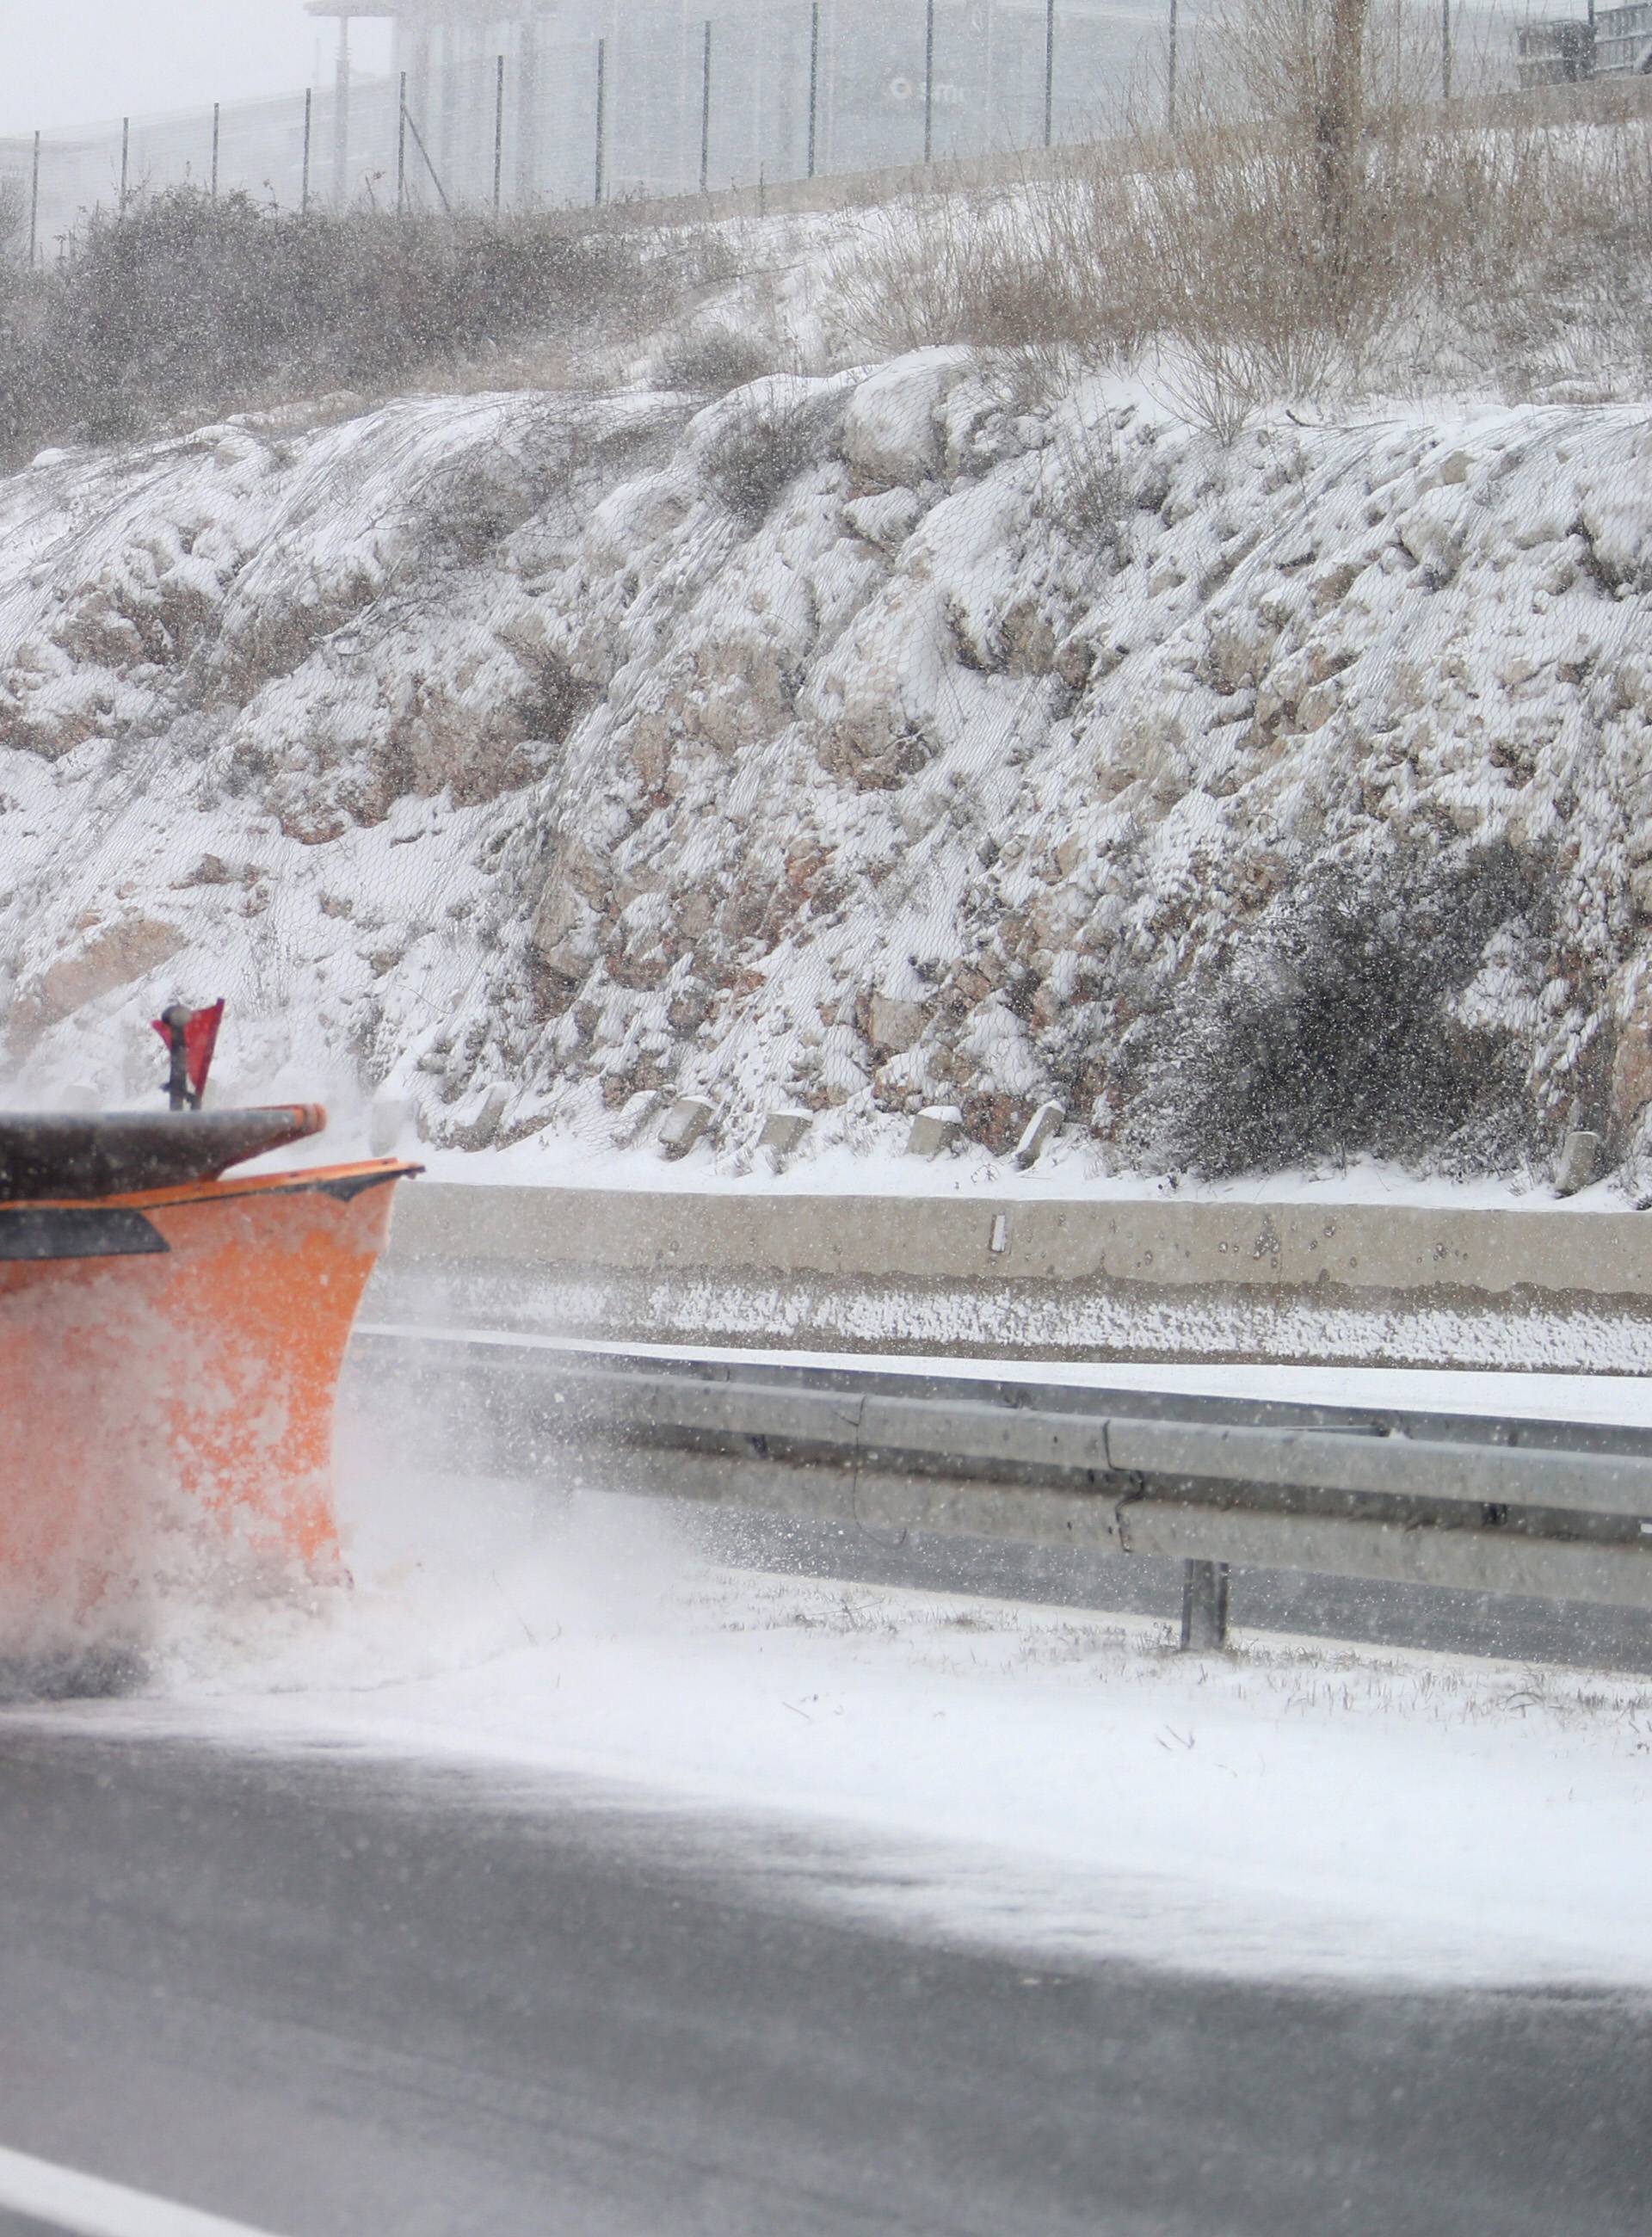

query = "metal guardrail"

[{"left": 354, "top": 1326, "right": 1652, "bottom": 1649}]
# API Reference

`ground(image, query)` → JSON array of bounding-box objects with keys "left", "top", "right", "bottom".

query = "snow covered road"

[{"left": 2, "top": 1710, "right": 1646, "bottom": 2237}]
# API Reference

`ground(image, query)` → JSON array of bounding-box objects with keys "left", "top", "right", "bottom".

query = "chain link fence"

[{"left": 1, "top": 0, "right": 1525, "bottom": 262}]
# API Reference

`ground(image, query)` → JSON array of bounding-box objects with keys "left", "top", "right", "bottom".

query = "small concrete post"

[
  {"left": 1555, "top": 1130, "right": 1600, "bottom": 1197},
  {"left": 906, "top": 1106, "right": 962, "bottom": 1159},
  {"left": 760, "top": 1109, "right": 811, "bottom": 1162},
  {"left": 1179, "top": 1560, "right": 1230, "bottom": 1651},
  {"left": 658, "top": 1096, "right": 713, "bottom": 1159},
  {"left": 1013, "top": 1100, "right": 1064, "bottom": 1170}
]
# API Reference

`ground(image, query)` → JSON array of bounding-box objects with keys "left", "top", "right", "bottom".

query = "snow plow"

[{"left": 0, "top": 1007, "right": 419, "bottom": 1691}]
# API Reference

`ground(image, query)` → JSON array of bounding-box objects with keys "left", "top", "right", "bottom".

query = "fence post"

[
  {"left": 515, "top": 15, "right": 540, "bottom": 203},
  {"left": 1043, "top": 0, "right": 1055, "bottom": 149},
  {"left": 807, "top": 1, "right": 820, "bottom": 179},
  {"left": 301, "top": 86, "right": 312, "bottom": 212},
  {"left": 1442, "top": 0, "right": 1452, "bottom": 98},
  {"left": 1167, "top": 0, "right": 1179, "bottom": 132},
  {"left": 1179, "top": 1561, "right": 1230, "bottom": 1652},
  {"left": 120, "top": 116, "right": 130, "bottom": 213},
  {"left": 332, "top": 21, "right": 350, "bottom": 206},
  {"left": 595, "top": 37, "right": 607, "bottom": 206},
  {"left": 923, "top": 0, "right": 935, "bottom": 163},
  {"left": 700, "top": 20, "right": 712, "bottom": 194},
  {"left": 211, "top": 102, "right": 220, "bottom": 197},
  {"left": 28, "top": 130, "right": 39, "bottom": 266},
  {"left": 493, "top": 53, "right": 506, "bottom": 211},
  {"left": 397, "top": 70, "right": 408, "bottom": 212}
]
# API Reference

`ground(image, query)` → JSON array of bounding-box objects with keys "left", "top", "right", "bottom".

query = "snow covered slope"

[{"left": 1, "top": 366, "right": 1649, "bottom": 1185}]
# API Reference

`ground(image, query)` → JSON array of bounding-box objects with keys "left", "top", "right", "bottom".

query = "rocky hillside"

[{"left": 0, "top": 359, "right": 1648, "bottom": 1184}]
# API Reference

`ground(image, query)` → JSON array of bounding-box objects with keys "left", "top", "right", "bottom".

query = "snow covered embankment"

[{"left": 1, "top": 368, "right": 1649, "bottom": 1186}]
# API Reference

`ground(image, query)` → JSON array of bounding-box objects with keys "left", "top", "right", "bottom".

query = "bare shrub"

[
  {"left": 1114, "top": 841, "right": 1549, "bottom": 1177},
  {"left": 656, "top": 323, "right": 779, "bottom": 394},
  {"left": 0, "top": 188, "right": 700, "bottom": 462},
  {"left": 835, "top": 183, "right": 1131, "bottom": 361},
  {"left": 0, "top": 177, "right": 25, "bottom": 258},
  {"left": 700, "top": 382, "right": 844, "bottom": 528},
  {"left": 1036, "top": 413, "right": 1129, "bottom": 548}
]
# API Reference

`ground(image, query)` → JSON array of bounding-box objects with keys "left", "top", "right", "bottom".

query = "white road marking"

[{"left": 0, "top": 2144, "right": 285, "bottom": 2237}]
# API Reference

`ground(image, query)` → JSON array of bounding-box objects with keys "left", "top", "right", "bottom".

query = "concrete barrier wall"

[{"left": 386, "top": 1184, "right": 1652, "bottom": 1303}]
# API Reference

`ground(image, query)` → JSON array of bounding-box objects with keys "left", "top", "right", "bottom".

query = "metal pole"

[
  {"left": 923, "top": 0, "right": 935, "bottom": 163},
  {"left": 700, "top": 21, "right": 712, "bottom": 194},
  {"left": 1043, "top": 0, "right": 1055, "bottom": 149},
  {"left": 301, "top": 86, "right": 312, "bottom": 212},
  {"left": 595, "top": 37, "right": 607, "bottom": 206},
  {"left": 1167, "top": 0, "right": 1179, "bottom": 132},
  {"left": 493, "top": 52, "right": 505, "bottom": 210},
  {"left": 1179, "top": 1561, "right": 1230, "bottom": 1652},
  {"left": 397, "top": 69, "right": 408, "bottom": 213},
  {"left": 28, "top": 130, "right": 40, "bottom": 267},
  {"left": 515, "top": 15, "right": 539, "bottom": 203},
  {"left": 120, "top": 116, "right": 129, "bottom": 213},
  {"left": 1442, "top": 0, "right": 1452, "bottom": 98},
  {"left": 211, "top": 102, "right": 219, "bottom": 196},
  {"left": 333, "top": 17, "right": 350, "bottom": 206},
  {"left": 807, "top": 1, "right": 820, "bottom": 179}
]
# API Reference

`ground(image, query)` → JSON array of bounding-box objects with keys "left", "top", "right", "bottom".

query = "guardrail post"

[{"left": 1179, "top": 1560, "right": 1230, "bottom": 1651}]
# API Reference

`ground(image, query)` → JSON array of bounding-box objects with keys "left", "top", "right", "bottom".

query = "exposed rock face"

[{"left": 0, "top": 367, "right": 1649, "bottom": 1182}]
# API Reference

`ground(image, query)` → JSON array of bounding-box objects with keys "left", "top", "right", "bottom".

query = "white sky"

[{"left": 0, "top": 2, "right": 394, "bottom": 138}]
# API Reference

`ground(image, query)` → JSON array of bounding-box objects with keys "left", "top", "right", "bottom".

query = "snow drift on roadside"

[{"left": 62, "top": 1442, "right": 1652, "bottom": 1997}]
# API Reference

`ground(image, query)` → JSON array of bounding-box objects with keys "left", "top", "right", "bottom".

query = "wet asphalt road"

[{"left": 0, "top": 1722, "right": 1648, "bottom": 2237}]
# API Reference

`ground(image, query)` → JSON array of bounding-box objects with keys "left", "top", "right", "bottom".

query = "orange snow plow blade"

[{"left": 0, "top": 1111, "right": 418, "bottom": 1673}]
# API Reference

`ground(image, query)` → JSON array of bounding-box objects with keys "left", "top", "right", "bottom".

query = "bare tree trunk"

[{"left": 1316, "top": 0, "right": 1366, "bottom": 317}]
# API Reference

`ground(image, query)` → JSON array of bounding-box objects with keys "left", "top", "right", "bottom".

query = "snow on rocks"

[{"left": 0, "top": 370, "right": 1649, "bottom": 1188}]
